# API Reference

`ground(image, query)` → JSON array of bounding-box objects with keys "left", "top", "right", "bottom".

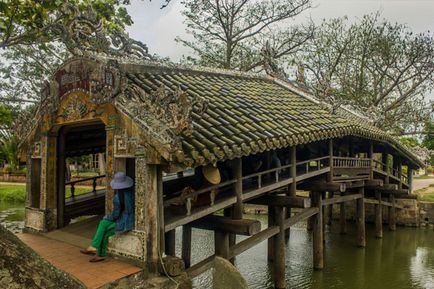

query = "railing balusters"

[
  {"left": 92, "top": 177, "right": 97, "bottom": 193},
  {"left": 71, "top": 184, "right": 75, "bottom": 199},
  {"left": 258, "top": 175, "right": 262, "bottom": 188}
]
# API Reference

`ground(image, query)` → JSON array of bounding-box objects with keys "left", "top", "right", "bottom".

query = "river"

[{"left": 1, "top": 203, "right": 433, "bottom": 289}]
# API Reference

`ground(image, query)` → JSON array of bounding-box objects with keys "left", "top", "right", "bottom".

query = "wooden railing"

[
  {"left": 65, "top": 175, "right": 106, "bottom": 199},
  {"left": 333, "top": 157, "right": 371, "bottom": 168},
  {"left": 372, "top": 160, "right": 408, "bottom": 185}
]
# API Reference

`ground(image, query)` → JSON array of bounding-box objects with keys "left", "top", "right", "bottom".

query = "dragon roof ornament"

[
  {"left": 52, "top": 3, "right": 153, "bottom": 60},
  {"left": 115, "top": 83, "right": 208, "bottom": 150}
]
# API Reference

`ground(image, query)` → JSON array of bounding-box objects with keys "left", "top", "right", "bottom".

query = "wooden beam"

[
  {"left": 186, "top": 255, "right": 214, "bottom": 278},
  {"left": 232, "top": 158, "right": 243, "bottom": 219},
  {"left": 290, "top": 146, "right": 296, "bottom": 196},
  {"left": 231, "top": 226, "right": 280, "bottom": 259},
  {"left": 364, "top": 179, "right": 384, "bottom": 188},
  {"left": 190, "top": 215, "right": 261, "bottom": 236},
  {"left": 321, "top": 194, "right": 363, "bottom": 206},
  {"left": 248, "top": 195, "right": 310, "bottom": 208},
  {"left": 165, "top": 196, "right": 237, "bottom": 232},
  {"left": 283, "top": 207, "right": 319, "bottom": 230},
  {"left": 298, "top": 181, "right": 346, "bottom": 193},
  {"left": 215, "top": 231, "right": 229, "bottom": 259},
  {"left": 363, "top": 198, "right": 404, "bottom": 209}
]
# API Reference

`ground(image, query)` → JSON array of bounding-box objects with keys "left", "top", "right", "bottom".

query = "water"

[
  {"left": 1, "top": 202, "right": 433, "bottom": 289},
  {"left": 173, "top": 215, "right": 434, "bottom": 289},
  {"left": 0, "top": 201, "right": 25, "bottom": 233}
]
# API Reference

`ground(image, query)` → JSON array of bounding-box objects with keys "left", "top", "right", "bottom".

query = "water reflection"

[
  {"left": 410, "top": 248, "right": 434, "bottom": 289},
  {"left": 174, "top": 214, "right": 434, "bottom": 289}
]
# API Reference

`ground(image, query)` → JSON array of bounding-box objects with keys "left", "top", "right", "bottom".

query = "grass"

[
  {"left": 0, "top": 183, "right": 96, "bottom": 203},
  {"left": 415, "top": 184, "right": 434, "bottom": 202},
  {"left": 414, "top": 175, "right": 434, "bottom": 180},
  {"left": 0, "top": 184, "right": 26, "bottom": 203}
]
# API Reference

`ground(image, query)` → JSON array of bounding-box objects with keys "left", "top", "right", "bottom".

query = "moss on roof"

[{"left": 115, "top": 63, "right": 423, "bottom": 168}]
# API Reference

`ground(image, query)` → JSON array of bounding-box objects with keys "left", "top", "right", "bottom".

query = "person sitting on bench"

[{"left": 80, "top": 171, "right": 135, "bottom": 262}]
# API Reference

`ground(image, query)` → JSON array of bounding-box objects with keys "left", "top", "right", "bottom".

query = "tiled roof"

[{"left": 117, "top": 64, "right": 423, "bottom": 168}]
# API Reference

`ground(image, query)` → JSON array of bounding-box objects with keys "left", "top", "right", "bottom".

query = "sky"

[{"left": 125, "top": 0, "right": 434, "bottom": 61}]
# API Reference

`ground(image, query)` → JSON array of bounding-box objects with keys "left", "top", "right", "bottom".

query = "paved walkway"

[
  {"left": 413, "top": 177, "right": 434, "bottom": 191},
  {"left": 17, "top": 233, "right": 141, "bottom": 289}
]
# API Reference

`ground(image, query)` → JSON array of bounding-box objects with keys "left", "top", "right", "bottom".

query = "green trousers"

[{"left": 91, "top": 219, "right": 115, "bottom": 257}]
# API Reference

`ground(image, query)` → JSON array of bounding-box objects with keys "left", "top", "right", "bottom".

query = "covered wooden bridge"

[{"left": 18, "top": 55, "right": 421, "bottom": 288}]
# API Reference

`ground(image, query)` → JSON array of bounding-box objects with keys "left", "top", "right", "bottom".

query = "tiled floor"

[{"left": 17, "top": 233, "right": 141, "bottom": 289}]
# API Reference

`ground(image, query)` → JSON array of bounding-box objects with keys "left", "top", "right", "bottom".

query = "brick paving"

[{"left": 17, "top": 233, "right": 141, "bottom": 289}]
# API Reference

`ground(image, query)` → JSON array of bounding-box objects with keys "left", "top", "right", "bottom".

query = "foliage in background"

[
  {"left": 301, "top": 13, "right": 434, "bottom": 136},
  {"left": 400, "top": 137, "right": 420, "bottom": 148},
  {"left": 177, "top": 0, "right": 313, "bottom": 73}
]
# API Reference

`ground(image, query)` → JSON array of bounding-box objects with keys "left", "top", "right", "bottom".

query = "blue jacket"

[{"left": 103, "top": 189, "right": 135, "bottom": 233}]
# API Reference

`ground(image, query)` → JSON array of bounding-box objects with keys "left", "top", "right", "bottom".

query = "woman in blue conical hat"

[{"left": 80, "top": 172, "right": 135, "bottom": 262}]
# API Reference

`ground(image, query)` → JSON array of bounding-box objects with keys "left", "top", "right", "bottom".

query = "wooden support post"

[
  {"left": 307, "top": 192, "right": 314, "bottom": 231},
  {"left": 322, "top": 192, "right": 326, "bottom": 243},
  {"left": 368, "top": 141, "right": 374, "bottom": 180},
  {"left": 135, "top": 160, "right": 160, "bottom": 275},
  {"left": 287, "top": 146, "right": 297, "bottom": 241},
  {"left": 375, "top": 191, "right": 383, "bottom": 238},
  {"left": 165, "top": 230, "right": 176, "bottom": 256},
  {"left": 408, "top": 168, "right": 413, "bottom": 193},
  {"left": 398, "top": 157, "right": 403, "bottom": 190},
  {"left": 157, "top": 166, "right": 165, "bottom": 256},
  {"left": 327, "top": 192, "right": 334, "bottom": 226},
  {"left": 382, "top": 149, "right": 389, "bottom": 184},
  {"left": 273, "top": 206, "right": 286, "bottom": 289},
  {"left": 267, "top": 205, "right": 275, "bottom": 263},
  {"left": 389, "top": 194, "right": 396, "bottom": 231},
  {"left": 182, "top": 225, "right": 192, "bottom": 268},
  {"left": 215, "top": 231, "right": 229, "bottom": 259},
  {"left": 356, "top": 187, "right": 366, "bottom": 247},
  {"left": 340, "top": 192, "right": 346, "bottom": 234},
  {"left": 312, "top": 192, "right": 324, "bottom": 269},
  {"left": 328, "top": 139, "right": 334, "bottom": 182},
  {"left": 230, "top": 158, "right": 243, "bottom": 263}
]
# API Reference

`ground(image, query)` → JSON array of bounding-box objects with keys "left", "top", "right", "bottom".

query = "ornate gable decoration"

[{"left": 116, "top": 84, "right": 208, "bottom": 148}]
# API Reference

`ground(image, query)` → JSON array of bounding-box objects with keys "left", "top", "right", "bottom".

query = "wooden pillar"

[
  {"left": 340, "top": 192, "right": 346, "bottom": 234},
  {"left": 382, "top": 149, "right": 389, "bottom": 184},
  {"left": 273, "top": 206, "right": 286, "bottom": 289},
  {"left": 327, "top": 192, "right": 334, "bottom": 226},
  {"left": 215, "top": 231, "right": 230, "bottom": 259},
  {"left": 182, "top": 225, "right": 192, "bottom": 268},
  {"left": 328, "top": 139, "right": 334, "bottom": 181},
  {"left": 322, "top": 192, "right": 326, "bottom": 243},
  {"left": 165, "top": 230, "right": 176, "bottom": 256},
  {"left": 286, "top": 146, "right": 297, "bottom": 240},
  {"left": 267, "top": 205, "right": 275, "bottom": 262},
  {"left": 157, "top": 166, "right": 165, "bottom": 255},
  {"left": 356, "top": 187, "right": 366, "bottom": 247},
  {"left": 307, "top": 191, "right": 314, "bottom": 231},
  {"left": 229, "top": 158, "right": 243, "bottom": 263},
  {"left": 312, "top": 191, "right": 324, "bottom": 269},
  {"left": 408, "top": 168, "right": 413, "bottom": 193},
  {"left": 375, "top": 191, "right": 383, "bottom": 238},
  {"left": 398, "top": 157, "right": 403, "bottom": 190},
  {"left": 135, "top": 159, "right": 159, "bottom": 275},
  {"left": 368, "top": 141, "right": 374, "bottom": 180},
  {"left": 389, "top": 194, "right": 396, "bottom": 231}
]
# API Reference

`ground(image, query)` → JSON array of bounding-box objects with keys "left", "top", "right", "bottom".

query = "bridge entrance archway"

[{"left": 57, "top": 121, "right": 107, "bottom": 228}]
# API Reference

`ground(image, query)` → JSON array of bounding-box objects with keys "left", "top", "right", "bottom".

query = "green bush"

[{"left": 0, "top": 185, "right": 26, "bottom": 203}]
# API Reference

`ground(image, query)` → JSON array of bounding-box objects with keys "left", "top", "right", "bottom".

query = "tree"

[
  {"left": 301, "top": 13, "right": 434, "bottom": 135},
  {"left": 177, "top": 0, "right": 313, "bottom": 71}
]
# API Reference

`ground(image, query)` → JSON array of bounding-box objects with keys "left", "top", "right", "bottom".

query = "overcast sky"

[
  {"left": 126, "top": 0, "right": 434, "bottom": 61},
  {"left": 125, "top": 0, "right": 434, "bottom": 101}
]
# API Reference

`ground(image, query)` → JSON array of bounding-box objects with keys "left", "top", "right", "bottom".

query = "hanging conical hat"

[{"left": 202, "top": 165, "right": 221, "bottom": 185}]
